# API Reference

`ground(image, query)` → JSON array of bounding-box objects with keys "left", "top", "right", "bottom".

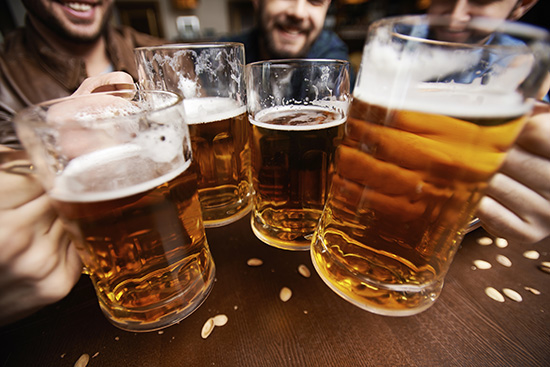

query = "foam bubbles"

[
  {"left": 183, "top": 97, "right": 246, "bottom": 124},
  {"left": 133, "top": 124, "right": 184, "bottom": 163},
  {"left": 177, "top": 76, "right": 201, "bottom": 99},
  {"left": 359, "top": 39, "right": 479, "bottom": 93},
  {"left": 47, "top": 94, "right": 141, "bottom": 126},
  {"left": 250, "top": 105, "right": 346, "bottom": 131},
  {"left": 51, "top": 144, "right": 190, "bottom": 202},
  {"left": 355, "top": 40, "right": 531, "bottom": 118}
]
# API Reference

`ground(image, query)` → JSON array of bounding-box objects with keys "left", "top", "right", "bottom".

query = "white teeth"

[
  {"left": 283, "top": 29, "right": 300, "bottom": 35},
  {"left": 67, "top": 2, "right": 92, "bottom": 11}
]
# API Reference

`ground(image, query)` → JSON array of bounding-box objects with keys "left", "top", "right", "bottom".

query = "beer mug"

[
  {"left": 311, "top": 16, "right": 550, "bottom": 316},
  {"left": 246, "top": 59, "right": 351, "bottom": 250},
  {"left": 14, "top": 90, "right": 216, "bottom": 331},
  {"left": 134, "top": 43, "right": 252, "bottom": 228}
]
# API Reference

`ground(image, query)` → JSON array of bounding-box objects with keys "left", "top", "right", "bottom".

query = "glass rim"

[
  {"left": 247, "top": 58, "right": 350, "bottom": 68},
  {"left": 370, "top": 14, "right": 550, "bottom": 45},
  {"left": 14, "top": 89, "right": 184, "bottom": 125},
  {"left": 134, "top": 42, "right": 245, "bottom": 53}
]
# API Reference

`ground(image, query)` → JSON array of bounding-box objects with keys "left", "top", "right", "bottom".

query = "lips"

[
  {"left": 57, "top": 0, "right": 98, "bottom": 21},
  {"left": 275, "top": 24, "right": 309, "bottom": 44},
  {"left": 279, "top": 25, "right": 302, "bottom": 36}
]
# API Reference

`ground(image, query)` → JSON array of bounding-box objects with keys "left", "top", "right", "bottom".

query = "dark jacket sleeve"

[{"left": 0, "top": 54, "right": 26, "bottom": 148}]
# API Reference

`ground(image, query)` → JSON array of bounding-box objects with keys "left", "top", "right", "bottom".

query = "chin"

[
  {"left": 59, "top": 20, "right": 105, "bottom": 42},
  {"left": 58, "top": 28, "right": 103, "bottom": 43}
]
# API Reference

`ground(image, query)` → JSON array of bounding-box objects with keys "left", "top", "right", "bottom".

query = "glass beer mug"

[
  {"left": 15, "top": 90, "right": 215, "bottom": 331},
  {"left": 135, "top": 43, "right": 252, "bottom": 228},
  {"left": 246, "top": 59, "right": 350, "bottom": 250},
  {"left": 311, "top": 15, "right": 550, "bottom": 316}
]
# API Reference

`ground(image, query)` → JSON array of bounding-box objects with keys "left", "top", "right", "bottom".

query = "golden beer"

[
  {"left": 49, "top": 146, "right": 215, "bottom": 331},
  {"left": 311, "top": 89, "right": 528, "bottom": 315},
  {"left": 184, "top": 97, "right": 252, "bottom": 227},
  {"left": 250, "top": 106, "right": 345, "bottom": 250},
  {"left": 134, "top": 43, "right": 250, "bottom": 228}
]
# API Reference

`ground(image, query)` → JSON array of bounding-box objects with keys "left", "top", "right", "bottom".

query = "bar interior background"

[{"left": 2, "top": 0, "right": 548, "bottom": 78}]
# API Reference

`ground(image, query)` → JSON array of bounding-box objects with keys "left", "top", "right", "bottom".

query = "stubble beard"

[{"left": 24, "top": 0, "right": 113, "bottom": 44}]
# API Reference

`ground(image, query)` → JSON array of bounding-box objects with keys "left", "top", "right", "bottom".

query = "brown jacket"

[{"left": 0, "top": 20, "right": 164, "bottom": 147}]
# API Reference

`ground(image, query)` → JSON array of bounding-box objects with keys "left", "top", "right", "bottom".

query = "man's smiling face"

[
  {"left": 256, "top": 0, "right": 331, "bottom": 59},
  {"left": 22, "top": 0, "right": 114, "bottom": 42}
]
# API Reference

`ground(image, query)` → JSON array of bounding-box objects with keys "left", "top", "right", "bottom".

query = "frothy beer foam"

[
  {"left": 47, "top": 95, "right": 142, "bottom": 126},
  {"left": 357, "top": 39, "right": 532, "bottom": 118},
  {"left": 250, "top": 105, "right": 346, "bottom": 131},
  {"left": 355, "top": 82, "right": 530, "bottom": 119},
  {"left": 132, "top": 123, "right": 185, "bottom": 164},
  {"left": 183, "top": 97, "right": 246, "bottom": 124},
  {"left": 50, "top": 144, "right": 190, "bottom": 203}
]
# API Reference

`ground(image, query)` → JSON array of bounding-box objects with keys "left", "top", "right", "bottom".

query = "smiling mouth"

[
  {"left": 277, "top": 24, "right": 306, "bottom": 37},
  {"left": 67, "top": 2, "right": 92, "bottom": 11},
  {"left": 61, "top": 1, "right": 97, "bottom": 12}
]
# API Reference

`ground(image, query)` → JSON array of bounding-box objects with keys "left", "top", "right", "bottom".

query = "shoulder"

[
  {"left": 316, "top": 30, "right": 346, "bottom": 45},
  {"left": 0, "top": 28, "right": 30, "bottom": 60},
  {"left": 0, "top": 29, "right": 29, "bottom": 146},
  {"left": 307, "top": 30, "right": 349, "bottom": 60},
  {"left": 110, "top": 25, "right": 166, "bottom": 48},
  {"left": 0, "top": 27, "right": 46, "bottom": 110},
  {"left": 218, "top": 28, "right": 260, "bottom": 64},
  {"left": 219, "top": 28, "right": 257, "bottom": 45}
]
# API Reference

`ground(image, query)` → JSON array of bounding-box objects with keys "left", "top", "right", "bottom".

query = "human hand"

[
  {"left": 72, "top": 71, "right": 135, "bottom": 95},
  {"left": 477, "top": 101, "right": 550, "bottom": 244},
  {"left": 0, "top": 72, "right": 136, "bottom": 326},
  {"left": 0, "top": 146, "right": 82, "bottom": 326}
]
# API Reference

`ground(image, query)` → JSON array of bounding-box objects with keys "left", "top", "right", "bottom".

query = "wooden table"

[{"left": 1, "top": 214, "right": 548, "bottom": 366}]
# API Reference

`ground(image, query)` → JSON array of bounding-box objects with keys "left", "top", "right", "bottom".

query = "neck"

[
  {"left": 82, "top": 37, "right": 111, "bottom": 77},
  {"left": 257, "top": 32, "right": 272, "bottom": 60},
  {"left": 29, "top": 16, "right": 111, "bottom": 77}
]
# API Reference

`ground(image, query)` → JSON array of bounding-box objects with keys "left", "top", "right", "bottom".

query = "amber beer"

[
  {"left": 311, "top": 88, "right": 528, "bottom": 315},
  {"left": 134, "top": 43, "right": 250, "bottom": 228},
  {"left": 250, "top": 106, "right": 345, "bottom": 250},
  {"left": 184, "top": 97, "right": 252, "bottom": 227},
  {"left": 49, "top": 145, "right": 215, "bottom": 332}
]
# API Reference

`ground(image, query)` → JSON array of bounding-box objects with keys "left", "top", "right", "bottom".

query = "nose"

[
  {"left": 448, "top": 0, "right": 472, "bottom": 23},
  {"left": 287, "top": 0, "right": 308, "bottom": 20}
]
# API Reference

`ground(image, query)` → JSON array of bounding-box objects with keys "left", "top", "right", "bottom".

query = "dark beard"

[{"left": 23, "top": 0, "right": 113, "bottom": 43}]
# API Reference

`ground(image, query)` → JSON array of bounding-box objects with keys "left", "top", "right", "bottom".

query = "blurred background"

[{"left": 1, "top": 0, "right": 548, "bottom": 74}]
